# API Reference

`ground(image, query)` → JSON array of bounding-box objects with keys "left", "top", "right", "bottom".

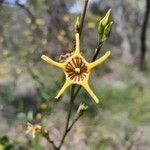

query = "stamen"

[{"left": 75, "top": 68, "right": 80, "bottom": 74}]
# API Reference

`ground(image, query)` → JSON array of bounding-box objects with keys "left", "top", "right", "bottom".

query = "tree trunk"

[
  {"left": 140, "top": 0, "right": 150, "bottom": 70},
  {"left": 0, "top": 0, "right": 4, "bottom": 5}
]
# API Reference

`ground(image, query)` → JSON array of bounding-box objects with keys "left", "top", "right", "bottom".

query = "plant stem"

[
  {"left": 67, "top": 112, "right": 83, "bottom": 132},
  {"left": 15, "top": 0, "right": 43, "bottom": 36},
  {"left": 57, "top": 1, "right": 90, "bottom": 149},
  {"left": 79, "top": 0, "right": 89, "bottom": 35},
  {"left": 57, "top": 42, "right": 103, "bottom": 150},
  {"left": 57, "top": 85, "right": 75, "bottom": 149},
  {"left": 45, "top": 135, "right": 58, "bottom": 150},
  {"left": 91, "top": 42, "right": 103, "bottom": 62}
]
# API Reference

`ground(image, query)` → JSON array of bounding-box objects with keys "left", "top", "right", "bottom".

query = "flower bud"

[
  {"left": 97, "top": 9, "right": 112, "bottom": 42},
  {"left": 77, "top": 103, "right": 88, "bottom": 114},
  {"left": 102, "top": 21, "right": 113, "bottom": 42},
  {"left": 42, "top": 128, "right": 49, "bottom": 139},
  {"left": 100, "top": 9, "right": 111, "bottom": 27},
  {"left": 75, "top": 16, "right": 80, "bottom": 33}
]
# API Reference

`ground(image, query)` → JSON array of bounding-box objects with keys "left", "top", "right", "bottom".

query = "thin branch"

[
  {"left": 57, "top": 112, "right": 83, "bottom": 149},
  {"left": 42, "top": 0, "right": 103, "bottom": 149},
  {"left": 45, "top": 135, "right": 58, "bottom": 150},
  {"left": 67, "top": 112, "right": 83, "bottom": 132},
  {"left": 57, "top": 85, "right": 75, "bottom": 149},
  {"left": 65, "top": 85, "right": 75, "bottom": 130},
  {"left": 91, "top": 42, "right": 103, "bottom": 62},
  {"left": 57, "top": 1, "right": 90, "bottom": 149},
  {"left": 15, "top": 1, "right": 36, "bottom": 21},
  {"left": 15, "top": 0, "right": 43, "bottom": 36},
  {"left": 79, "top": 0, "right": 89, "bottom": 35},
  {"left": 57, "top": 100, "right": 84, "bottom": 150}
]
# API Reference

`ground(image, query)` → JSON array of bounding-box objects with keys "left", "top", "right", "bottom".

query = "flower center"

[
  {"left": 74, "top": 68, "right": 81, "bottom": 74},
  {"left": 65, "top": 56, "right": 88, "bottom": 83}
]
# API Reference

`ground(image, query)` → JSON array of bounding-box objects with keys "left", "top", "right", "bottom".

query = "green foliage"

[
  {"left": 0, "top": 83, "right": 14, "bottom": 103},
  {"left": 94, "top": 138, "right": 113, "bottom": 150},
  {"left": 0, "top": 135, "right": 23, "bottom": 150},
  {"left": 29, "top": 136, "right": 41, "bottom": 150},
  {"left": 100, "top": 83, "right": 133, "bottom": 107}
]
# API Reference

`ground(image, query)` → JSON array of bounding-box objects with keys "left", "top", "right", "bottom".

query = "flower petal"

[
  {"left": 88, "top": 51, "right": 111, "bottom": 69},
  {"left": 82, "top": 80, "right": 99, "bottom": 104},
  {"left": 41, "top": 55, "right": 65, "bottom": 69},
  {"left": 74, "top": 33, "right": 80, "bottom": 56},
  {"left": 55, "top": 80, "right": 72, "bottom": 99}
]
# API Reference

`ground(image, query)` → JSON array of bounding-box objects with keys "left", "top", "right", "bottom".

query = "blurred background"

[{"left": 0, "top": 0, "right": 150, "bottom": 149}]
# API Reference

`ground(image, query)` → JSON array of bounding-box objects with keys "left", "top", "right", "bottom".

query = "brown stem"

[
  {"left": 140, "top": 0, "right": 150, "bottom": 70},
  {"left": 79, "top": 0, "right": 89, "bottom": 35},
  {"left": 15, "top": 1, "right": 35, "bottom": 21},
  {"left": 45, "top": 135, "right": 58, "bottom": 150},
  {"left": 56, "top": 40, "right": 103, "bottom": 150},
  {"left": 68, "top": 113, "right": 83, "bottom": 132},
  {"left": 57, "top": 85, "right": 75, "bottom": 149},
  {"left": 57, "top": 97, "right": 84, "bottom": 150},
  {"left": 44, "top": 85, "right": 76, "bottom": 150},
  {"left": 91, "top": 42, "right": 103, "bottom": 62},
  {"left": 57, "top": 1, "right": 90, "bottom": 149},
  {"left": 15, "top": 0, "right": 43, "bottom": 37}
]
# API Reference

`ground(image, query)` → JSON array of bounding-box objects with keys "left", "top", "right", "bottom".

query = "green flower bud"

[
  {"left": 100, "top": 9, "right": 111, "bottom": 27},
  {"left": 77, "top": 103, "right": 88, "bottom": 114},
  {"left": 42, "top": 128, "right": 49, "bottom": 139},
  {"left": 75, "top": 16, "right": 80, "bottom": 33},
  {"left": 102, "top": 21, "right": 113, "bottom": 42},
  {"left": 97, "top": 9, "right": 112, "bottom": 43}
]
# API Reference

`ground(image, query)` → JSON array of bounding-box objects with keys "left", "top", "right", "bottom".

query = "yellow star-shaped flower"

[{"left": 41, "top": 33, "right": 111, "bottom": 103}]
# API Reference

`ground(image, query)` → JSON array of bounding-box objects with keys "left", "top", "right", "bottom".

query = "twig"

[
  {"left": 57, "top": 100, "right": 84, "bottom": 150},
  {"left": 67, "top": 112, "right": 83, "bottom": 132},
  {"left": 15, "top": 0, "right": 43, "bottom": 36},
  {"left": 57, "top": 18, "right": 104, "bottom": 149},
  {"left": 71, "top": 0, "right": 90, "bottom": 102},
  {"left": 57, "top": 1, "right": 90, "bottom": 149},
  {"left": 91, "top": 42, "right": 103, "bottom": 62},
  {"left": 45, "top": 135, "right": 58, "bottom": 150},
  {"left": 79, "top": 0, "right": 89, "bottom": 35},
  {"left": 15, "top": 0, "right": 36, "bottom": 22},
  {"left": 3, "top": 0, "right": 43, "bottom": 37},
  {"left": 57, "top": 85, "right": 75, "bottom": 149},
  {"left": 58, "top": 112, "right": 83, "bottom": 149}
]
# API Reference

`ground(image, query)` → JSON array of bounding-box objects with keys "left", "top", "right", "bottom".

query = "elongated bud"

[
  {"left": 75, "top": 16, "right": 80, "bottom": 33},
  {"left": 97, "top": 9, "right": 112, "bottom": 43},
  {"left": 42, "top": 128, "right": 49, "bottom": 139},
  {"left": 104, "top": 21, "right": 113, "bottom": 36},
  {"left": 100, "top": 9, "right": 111, "bottom": 27},
  {"left": 102, "top": 21, "right": 113, "bottom": 42}
]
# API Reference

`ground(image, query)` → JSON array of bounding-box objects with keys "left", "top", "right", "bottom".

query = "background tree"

[{"left": 140, "top": 0, "right": 150, "bottom": 70}]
